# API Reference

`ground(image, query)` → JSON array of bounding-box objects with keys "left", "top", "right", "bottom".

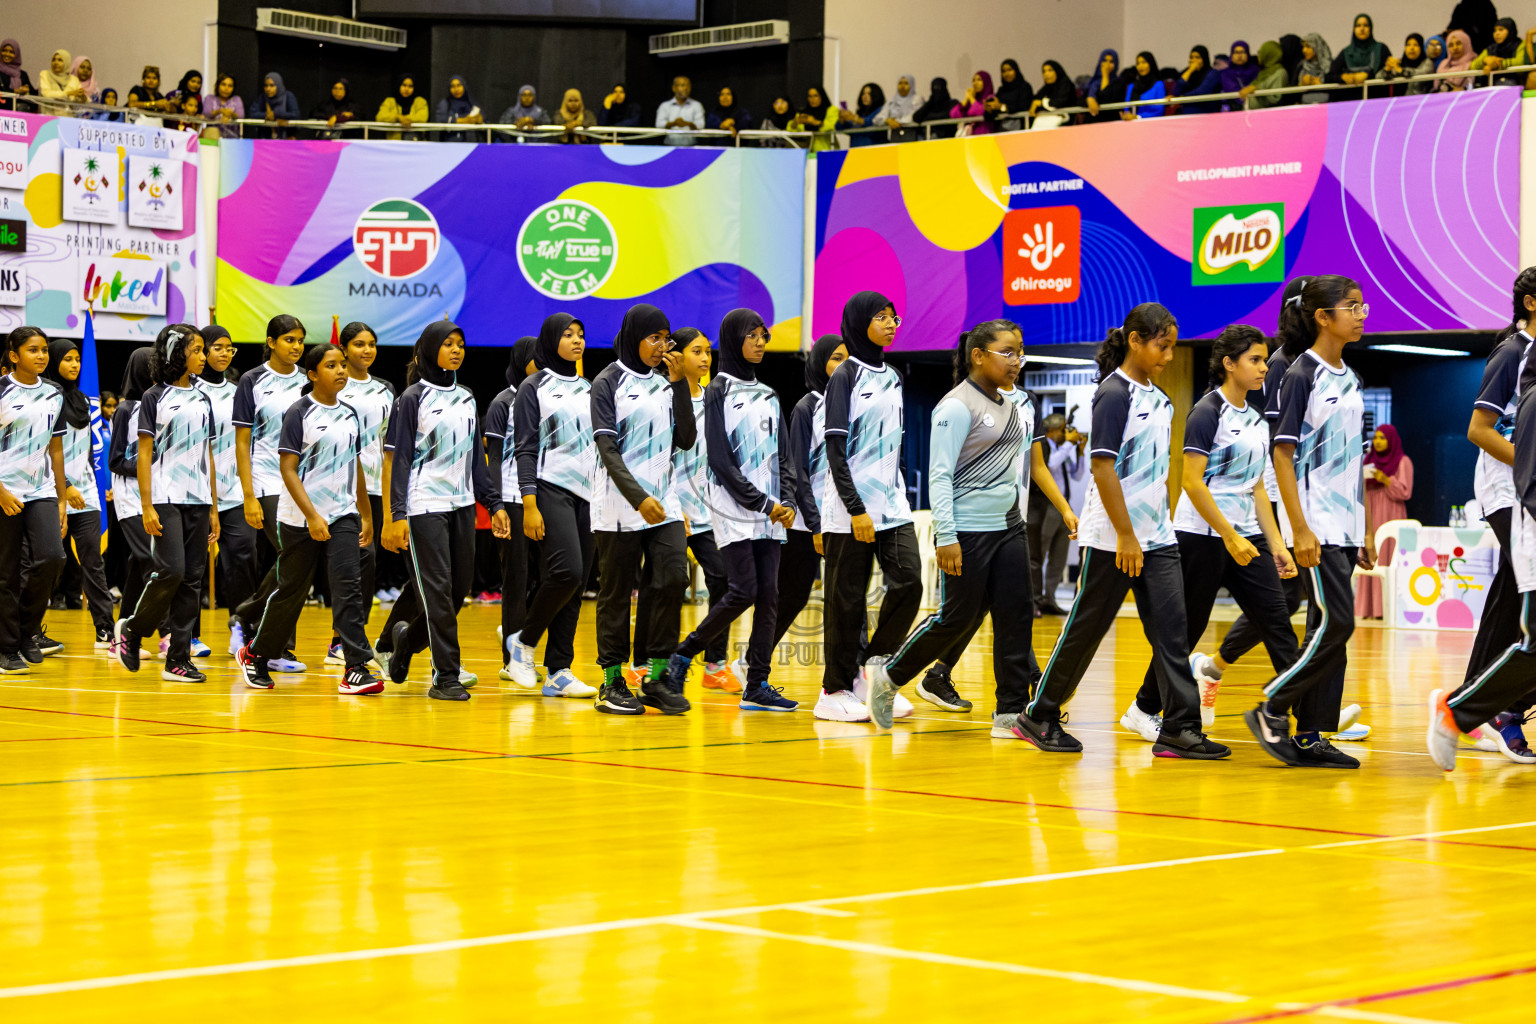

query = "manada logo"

[
  {"left": 1192, "top": 203, "right": 1285, "bottom": 285},
  {"left": 353, "top": 198, "right": 441, "bottom": 280},
  {"left": 517, "top": 199, "right": 617, "bottom": 299},
  {"left": 1002, "top": 206, "right": 1081, "bottom": 306}
]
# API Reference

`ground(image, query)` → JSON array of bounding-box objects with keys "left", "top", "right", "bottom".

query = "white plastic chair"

[{"left": 1352, "top": 518, "right": 1420, "bottom": 624}]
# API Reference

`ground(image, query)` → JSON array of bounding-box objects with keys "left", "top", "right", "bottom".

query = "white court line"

[
  {"left": 782, "top": 904, "right": 857, "bottom": 917},
  {"left": 668, "top": 918, "right": 1248, "bottom": 1004},
  {"left": 1289, "top": 1004, "right": 1457, "bottom": 1024},
  {"left": 1309, "top": 820, "right": 1536, "bottom": 851}
]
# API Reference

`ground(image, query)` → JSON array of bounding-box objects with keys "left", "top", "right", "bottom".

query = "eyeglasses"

[
  {"left": 984, "top": 348, "right": 1022, "bottom": 363},
  {"left": 1329, "top": 303, "right": 1370, "bottom": 319},
  {"left": 873, "top": 313, "right": 902, "bottom": 327}
]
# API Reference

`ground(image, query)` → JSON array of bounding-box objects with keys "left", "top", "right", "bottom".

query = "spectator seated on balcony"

[
  {"left": 172, "top": 92, "right": 204, "bottom": 132},
  {"left": 706, "top": 86, "right": 751, "bottom": 143},
  {"left": 848, "top": 83, "right": 884, "bottom": 146},
  {"left": 312, "top": 77, "right": 358, "bottom": 138},
  {"left": 68, "top": 56, "right": 98, "bottom": 103},
  {"left": 255, "top": 71, "right": 299, "bottom": 138},
  {"left": 127, "top": 65, "right": 173, "bottom": 117},
  {"left": 950, "top": 71, "right": 994, "bottom": 133},
  {"left": 1085, "top": 49, "right": 1123, "bottom": 121},
  {"left": 166, "top": 69, "right": 202, "bottom": 106},
  {"left": 203, "top": 74, "right": 243, "bottom": 137},
  {"left": 1470, "top": 18, "right": 1531, "bottom": 86},
  {"left": 600, "top": 83, "right": 641, "bottom": 127},
  {"left": 38, "top": 49, "right": 86, "bottom": 113},
  {"left": 1244, "top": 41, "right": 1288, "bottom": 108},
  {"left": 1436, "top": 30, "right": 1474, "bottom": 91},
  {"left": 554, "top": 89, "right": 597, "bottom": 144},
  {"left": 1030, "top": 60, "right": 1077, "bottom": 129},
  {"left": 1218, "top": 41, "right": 1258, "bottom": 110},
  {"left": 880, "top": 74, "right": 922, "bottom": 141},
  {"left": 1122, "top": 52, "right": 1167, "bottom": 118},
  {"left": 988, "top": 59, "right": 1033, "bottom": 131},
  {"left": 758, "top": 94, "right": 802, "bottom": 147},
  {"left": 792, "top": 84, "right": 838, "bottom": 150},
  {"left": 0, "top": 39, "right": 34, "bottom": 111},
  {"left": 655, "top": 76, "right": 705, "bottom": 145},
  {"left": 1296, "top": 33, "right": 1334, "bottom": 102},
  {"left": 1172, "top": 47, "right": 1219, "bottom": 113},
  {"left": 912, "top": 77, "right": 955, "bottom": 138},
  {"left": 84, "top": 87, "right": 124, "bottom": 122},
  {"left": 435, "top": 75, "right": 482, "bottom": 141},
  {"left": 1382, "top": 34, "right": 1438, "bottom": 95},
  {"left": 377, "top": 74, "right": 429, "bottom": 140},
  {"left": 1328, "top": 14, "right": 1391, "bottom": 100},
  {"left": 499, "top": 84, "right": 548, "bottom": 142}
]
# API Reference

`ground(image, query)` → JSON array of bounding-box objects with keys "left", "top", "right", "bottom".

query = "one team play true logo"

[
  {"left": 1192, "top": 203, "right": 1285, "bottom": 285},
  {"left": 353, "top": 198, "right": 441, "bottom": 280},
  {"left": 517, "top": 199, "right": 617, "bottom": 299}
]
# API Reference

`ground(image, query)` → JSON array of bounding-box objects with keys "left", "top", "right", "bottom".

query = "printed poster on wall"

[
  {"left": 127, "top": 155, "right": 183, "bottom": 231},
  {"left": 62, "top": 147, "right": 120, "bottom": 225}
]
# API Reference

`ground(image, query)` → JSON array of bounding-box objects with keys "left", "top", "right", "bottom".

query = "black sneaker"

[
  {"left": 1293, "top": 737, "right": 1360, "bottom": 769},
  {"left": 915, "top": 665, "right": 972, "bottom": 712},
  {"left": 388, "top": 622, "right": 413, "bottom": 684},
  {"left": 1152, "top": 728, "right": 1231, "bottom": 759},
  {"left": 34, "top": 631, "right": 63, "bottom": 656},
  {"left": 662, "top": 652, "right": 693, "bottom": 694},
  {"left": 641, "top": 674, "right": 691, "bottom": 715},
  {"left": 428, "top": 678, "right": 471, "bottom": 701},
  {"left": 94, "top": 628, "right": 112, "bottom": 650},
  {"left": 161, "top": 658, "right": 207, "bottom": 683},
  {"left": 1244, "top": 702, "right": 1302, "bottom": 766},
  {"left": 596, "top": 680, "right": 645, "bottom": 715},
  {"left": 19, "top": 639, "right": 43, "bottom": 665},
  {"left": 235, "top": 643, "right": 274, "bottom": 689},
  {"left": 112, "top": 620, "right": 140, "bottom": 672},
  {"left": 0, "top": 652, "right": 31, "bottom": 673},
  {"left": 1009, "top": 713, "right": 1084, "bottom": 752}
]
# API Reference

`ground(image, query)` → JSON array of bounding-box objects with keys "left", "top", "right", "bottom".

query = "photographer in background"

[{"left": 1029, "top": 412, "right": 1087, "bottom": 615}]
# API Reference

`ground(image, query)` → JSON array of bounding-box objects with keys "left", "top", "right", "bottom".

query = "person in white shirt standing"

[
  {"left": 1028, "top": 413, "right": 1086, "bottom": 614},
  {"left": 655, "top": 76, "right": 705, "bottom": 145}
]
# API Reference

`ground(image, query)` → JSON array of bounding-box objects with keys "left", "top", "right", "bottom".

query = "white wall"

[
  {"left": 4, "top": 0, "right": 217, "bottom": 104},
  {"left": 824, "top": 0, "right": 1123, "bottom": 110}
]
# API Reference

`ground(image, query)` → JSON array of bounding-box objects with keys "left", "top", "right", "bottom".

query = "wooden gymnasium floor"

[{"left": 1, "top": 592, "right": 1533, "bottom": 1023}]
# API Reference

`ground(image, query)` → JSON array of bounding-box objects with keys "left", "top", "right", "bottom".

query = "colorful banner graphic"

[
  {"left": 217, "top": 141, "right": 806, "bottom": 348},
  {"left": 813, "top": 89, "right": 1520, "bottom": 348},
  {"left": 0, "top": 110, "right": 205, "bottom": 340}
]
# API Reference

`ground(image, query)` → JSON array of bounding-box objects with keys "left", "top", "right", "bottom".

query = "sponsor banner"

[
  {"left": 127, "top": 155, "right": 184, "bottom": 231},
  {"left": 0, "top": 112, "right": 204, "bottom": 340},
  {"left": 216, "top": 141, "right": 806, "bottom": 347},
  {"left": 0, "top": 260, "right": 23, "bottom": 306},
  {"left": 0, "top": 140, "right": 26, "bottom": 190},
  {"left": 62, "top": 148, "right": 120, "bottom": 225},
  {"left": 813, "top": 90, "right": 1519, "bottom": 347}
]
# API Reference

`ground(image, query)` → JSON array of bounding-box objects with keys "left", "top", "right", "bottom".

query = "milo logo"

[
  {"left": 1192, "top": 202, "right": 1285, "bottom": 286},
  {"left": 517, "top": 199, "right": 617, "bottom": 299}
]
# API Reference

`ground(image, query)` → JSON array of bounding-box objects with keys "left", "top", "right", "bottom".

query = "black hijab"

[
  {"left": 765, "top": 95, "right": 796, "bottom": 130},
  {"left": 1279, "top": 34, "right": 1304, "bottom": 80},
  {"left": 717, "top": 308, "right": 766, "bottom": 382},
  {"left": 410, "top": 320, "right": 461, "bottom": 387},
  {"left": 44, "top": 337, "right": 89, "bottom": 429},
  {"left": 840, "top": 291, "right": 895, "bottom": 366},
  {"left": 395, "top": 73, "right": 418, "bottom": 107},
  {"left": 313, "top": 78, "right": 355, "bottom": 119},
  {"left": 506, "top": 336, "right": 536, "bottom": 388},
  {"left": 805, "top": 333, "right": 843, "bottom": 394},
  {"left": 120, "top": 347, "right": 155, "bottom": 402},
  {"left": 614, "top": 303, "right": 670, "bottom": 374},
  {"left": 996, "top": 59, "right": 1033, "bottom": 111},
  {"left": 1131, "top": 51, "right": 1161, "bottom": 97},
  {"left": 913, "top": 77, "right": 953, "bottom": 121},
  {"left": 1040, "top": 61, "right": 1078, "bottom": 108},
  {"left": 1488, "top": 17, "right": 1521, "bottom": 58},
  {"left": 535, "top": 313, "right": 581, "bottom": 377},
  {"left": 198, "top": 324, "right": 231, "bottom": 384},
  {"left": 856, "top": 82, "right": 886, "bottom": 117}
]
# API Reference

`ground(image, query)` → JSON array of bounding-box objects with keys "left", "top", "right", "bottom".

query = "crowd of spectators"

[{"left": 2, "top": 3, "right": 1532, "bottom": 145}]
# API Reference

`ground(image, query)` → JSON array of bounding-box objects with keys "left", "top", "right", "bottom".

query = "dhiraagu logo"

[
  {"left": 517, "top": 199, "right": 617, "bottom": 299},
  {"left": 1192, "top": 203, "right": 1285, "bottom": 285}
]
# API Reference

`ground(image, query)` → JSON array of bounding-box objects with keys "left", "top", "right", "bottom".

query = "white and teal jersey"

[
  {"left": 137, "top": 383, "right": 214, "bottom": 507},
  {"left": 483, "top": 386, "right": 522, "bottom": 507},
  {"left": 385, "top": 380, "right": 480, "bottom": 515},
  {"left": 999, "top": 384, "right": 1040, "bottom": 499},
  {"left": 0, "top": 377, "right": 64, "bottom": 503},
  {"left": 788, "top": 392, "right": 826, "bottom": 534},
  {"left": 233, "top": 363, "right": 306, "bottom": 498},
  {"left": 590, "top": 362, "right": 683, "bottom": 532},
  {"left": 1472, "top": 329, "right": 1532, "bottom": 516},
  {"left": 110, "top": 403, "right": 142, "bottom": 519},
  {"left": 1077, "top": 369, "right": 1176, "bottom": 553},
  {"left": 821, "top": 357, "right": 912, "bottom": 533},
  {"left": 674, "top": 391, "right": 710, "bottom": 531},
  {"left": 1175, "top": 389, "right": 1266, "bottom": 538},
  {"left": 929, "top": 380, "right": 1028, "bottom": 546},
  {"left": 339, "top": 374, "right": 394, "bottom": 497},
  {"left": 277, "top": 395, "right": 362, "bottom": 528},
  {"left": 705, "top": 373, "right": 789, "bottom": 547},
  {"left": 1274, "top": 349, "right": 1366, "bottom": 547},
  {"left": 514, "top": 369, "right": 594, "bottom": 502},
  {"left": 60, "top": 421, "right": 100, "bottom": 514},
  {"left": 196, "top": 376, "right": 241, "bottom": 511}
]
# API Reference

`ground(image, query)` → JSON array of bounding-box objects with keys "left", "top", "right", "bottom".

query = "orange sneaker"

[
  {"left": 624, "top": 663, "right": 648, "bottom": 689},
  {"left": 702, "top": 661, "right": 742, "bottom": 693}
]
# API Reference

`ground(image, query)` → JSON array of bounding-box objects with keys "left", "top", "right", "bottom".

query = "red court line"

[
  {"left": 0, "top": 730, "right": 230, "bottom": 744},
  {"left": 1208, "top": 961, "right": 1536, "bottom": 1022},
  {"left": 4, "top": 703, "right": 1530, "bottom": 852}
]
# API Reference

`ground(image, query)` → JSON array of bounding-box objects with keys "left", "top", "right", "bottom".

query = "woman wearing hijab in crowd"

[
  {"left": 1471, "top": 18, "right": 1529, "bottom": 85},
  {"left": 1218, "top": 41, "right": 1259, "bottom": 110},
  {"left": 757, "top": 94, "right": 800, "bottom": 147},
  {"left": 196, "top": 325, "right": 253, "bottom": 644},
  {"left": 484, "top": 337, "right": 537, "bottom": 679},
  {"left": 586, "top": 304, "right": 697, "bottom": 716},
  {"left": 167, "top": 70, "right": 202, "bottom": 106},
  {"left": 1382, "top": 34, "right": 1436, "bottom": 95},
  {"left": 435, "top": 75, "right": 483, "bottom": 142},
  {"left": 1413, "top": 35, "right": 1447, "bottom": 94},
  {"left": 254, "top": 72, "right": 299, "bottom": 138},
  {"left": 988, "top": 59, "right": 1033, "bottom": 131},
  {"left": 1328, "top": 14, "right": 1391, "bottom": 100},
  {"left": 506, "top": 314, "right": 598, "bottom": 697},
  {"left": 499, "top": 84, "right": 547, "bottom": 135},
  {"left": 791, "top": 85, "right": 839, "bottom": 151},
  {"left": 1356, "top": 425, "right": 1412, "bottom": 618},
  {"left": 1085, "top": 49, "right": 1123, "bottom": 121},
  {"left": 37, "top": 49, "right": 85, "bottom": 114},
  {"left": 203, "top": 74, "right": 243, "bottom": 137},
  {"left": 847, "top": 82, "right": 886, "bottom": 147},
  {"left": 879, "top": 74, "right": 921, "bottom": 142},
  {"left": 43, "top": 337, "right": 112, "bottom": 647},
  {"left": 0, "top": 40, "right": 35, "bottom": 112},
  {"left": 950, "top": 71, "right": 995, "bottom": 133},
  {"left": 1029, "top": 60, "right": 1078, "bottom": 129},
  {"left": 379, "top": 321, "right": 508, "bottom": 701},
  {"left": 911, "top": 77, "right": 956, "bottom": 138},
  {"left": 707, "top": 86, "right": 752, "bottom": 142},
  {"left": 600, "top": 84, "right": 641, "bottom": 128},
  {"left": 1174, "top": 46, "right": 1223, "bottom": 114},
  {"left": 311, "top": 78, "right": 358, "bottom": 138},
  {"left": 772, "top": 334, "right": 846, "bottom": 661},
  {"left": 67, "top": 56, "right": 99, "bottom": 103},
  {"left": 1437, "top": 30, "right": 1476, "bottom": 91},
  {"left": 1243, "top": 41, "right": 1288, "bottom": 108},
  {"left": 554, "top": 89, "right": 597, "bottom": 144},
  {"left": 656, "top": 309, "right": 799, "bottom": 713},
  {"left": 816, "top": 292, "right": 923, "bottom": 723},
  {"left": 1120, "top": 51, "right": 1167, "bottom": 118},
  {"left": 109, "top": 349, "right": 155, "bottom": 633},
  {"left": 1295, "top": 33, "right": 1334, "bottom": 103},
  {"left": 1278, "top": 34, "right": 1305, "bottom": 97},
  {"left": 84, "top": 88, "right": 124, "bottom": 122},
  {"left": 377, "top": 74, "right": 428, "bottom": 140}
]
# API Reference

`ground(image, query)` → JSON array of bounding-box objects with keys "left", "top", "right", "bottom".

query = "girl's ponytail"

[
  {"left": 1095, "top": 327, "right": 1128, "bottom": 384},
  {"left": 1279, "top": 275, "right": 1358, "bottom": 360},
  {"left": 1096, "top": 303, "right": 1176, "bottom": 383}
]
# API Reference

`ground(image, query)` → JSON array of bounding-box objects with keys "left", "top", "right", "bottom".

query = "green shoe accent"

[
  {"left": 650, "top": 657, "right": 670, "bottom": 682},
  {"left": 603, "top": 664, "right": 623, "bottom": 686}
]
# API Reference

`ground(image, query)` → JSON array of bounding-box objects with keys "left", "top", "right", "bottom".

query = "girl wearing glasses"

[
  {"left": 815, "top": 292, "right": 924, "bottom": 723},
  {"left": 1245, "top": 275, "right": 1374, "bottom": 768},
  {"left": 587, "top": 304, "right": 696, "bottom": 716},
  {"left": 1015, "top": 303, "right": 1227, "bottom": 758},
  {"left": 657, "top": 309, "right": 799, "bottom": 712},
  {"left": 863, "top": 321, "right": 1044, "bottom": 732}
]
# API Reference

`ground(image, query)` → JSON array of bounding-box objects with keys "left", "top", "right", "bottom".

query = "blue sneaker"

[
  {"left": 663, "top": 652, "right": 693, "bottom": 693},
  {"left": 268, "top": 651, "right": 308, "bottom": 673},
  {"left": 740, "top": 683, "right": 799, "bottom": 712},
  {"left": 505, "top": 630, "right": 538, "bottom": 689},
  {"left": 1486, "top": 711, "right": 1536, "bottom": 764},
  {"left": 543, "top": 668, "right": 597, "bottom": 698},
  {"left": 227, "top": 622, "right": 245, "bottom": 657},
  {"left": 189, "top": 637, "right": 212, "bottom": 658}
]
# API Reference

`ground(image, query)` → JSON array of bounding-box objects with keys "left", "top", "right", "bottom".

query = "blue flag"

[{"left": 80, "top": 309, "right": 112, "bottom": 529}]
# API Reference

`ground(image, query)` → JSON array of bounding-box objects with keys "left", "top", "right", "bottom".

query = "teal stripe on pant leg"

[
  {"left": 1264, "top": 563, "right": 1327, "bottom": 700},
  {"left": 1451, "top": 591, "right": 1532, "bottom": 708},
  {"left": 1027, "top": 547, "right": 1091, "bottom": 718}
]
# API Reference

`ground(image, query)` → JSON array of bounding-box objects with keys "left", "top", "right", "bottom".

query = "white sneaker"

[
  {"left": 730, "top": 657, "right": 750, "bottom": 691},
  {"left": 990, "top": 712, "right": 1020, "bottom": 738},
  {"left": 814, "top": 688, "right": 871, "bottom": 722},
  {"left": 156, "top": 636, "right": 169, "bottom": 660},
  {"left": 543, "top": 668, "right": 597, "bottom": 698},
  {"left": 1119, "top": 702, "right": 1162, "bottom": 742},
  {"left": 853, "top": 666, "right": 913, "bottom": 718},
  {"left": 227, "top": 623, "right": 245, "bottom": 658},
  {"left": 504, "top": 630, "right": 538, "bottom": 689},
  {"left": 1426, "top": 689, "right": 1459, "bottom": 772},
  {"left": 1329, "top": 704, "right": 1371, "bottom": 741},
  {"left": 1190, "top": 651, "right": 1222, "bottom": 681},
  {"left": 1190, "top": 652, "right": 1221, "bottom": 728}
]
